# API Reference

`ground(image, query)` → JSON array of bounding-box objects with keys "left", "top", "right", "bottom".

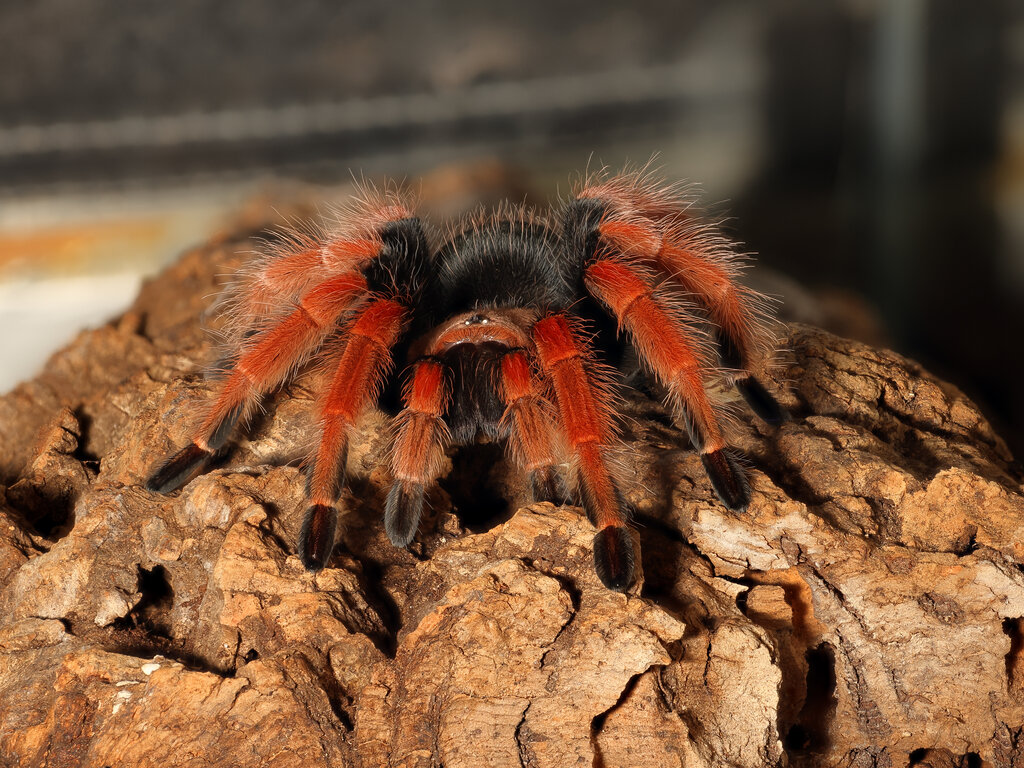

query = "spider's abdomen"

[{"left": 428, "top": 218, "right": 574, "bottom": 319}]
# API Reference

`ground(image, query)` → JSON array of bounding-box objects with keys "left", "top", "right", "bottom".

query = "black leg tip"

[
  {"left": 736, "top": 377, "right": 789, "bottom": 425},
  {"left": 593, "top": 525, "right": 636, "bottom": 591},
  {"left": 385, "top": 482, "right": 424, "bottom": 548},
  {"left": 701, "top": 449, "right": 751, "bottom": 512},
  {"left": 300, "top": 503, "right": 338, "bottom": 570},
  {"left": 145, "top": 443, "right": 211, "bottom": 494}
]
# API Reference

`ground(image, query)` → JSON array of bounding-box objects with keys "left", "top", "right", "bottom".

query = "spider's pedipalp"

[
  {"left": 385, "top": 358, "right": 451, "bottom": 547},
  {"left": 384, "top": 483, "right": 425, "bottom": 548},
  {"left": 498, "top": 349, "right": 570, "bottom": 505},
  {"left": 532, "top": 313, "right": 635, "bottom": 591}
]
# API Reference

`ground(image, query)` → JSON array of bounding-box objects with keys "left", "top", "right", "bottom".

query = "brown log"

[{"left": 0, "top": 210, "right": 1021, "bottom": 768}]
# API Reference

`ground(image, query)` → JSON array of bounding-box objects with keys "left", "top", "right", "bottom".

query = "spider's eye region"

[{"left": 464, "top": 314, "right": 490, "bottom": 325}]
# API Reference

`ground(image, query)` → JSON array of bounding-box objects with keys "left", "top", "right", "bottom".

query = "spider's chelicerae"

[{"left": 146, "top": 171, "right": 786, "bottom": 591}]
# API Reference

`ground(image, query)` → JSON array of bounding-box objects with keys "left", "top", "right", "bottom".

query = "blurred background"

[{"left": 0, "top": 0, "right": 1021, "bottom": 455}]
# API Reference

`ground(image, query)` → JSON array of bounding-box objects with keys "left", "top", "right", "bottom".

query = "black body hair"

[{"left": 439, "top": 341, "right": 509, "bottom": 446}]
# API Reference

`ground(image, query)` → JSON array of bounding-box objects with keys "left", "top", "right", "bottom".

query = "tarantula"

[{"left": 146, "top": 171, "right": 786, "bottom": 591}]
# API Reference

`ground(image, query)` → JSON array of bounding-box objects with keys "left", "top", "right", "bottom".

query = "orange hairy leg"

[
  {"left": 498, "top": 350, "right": 567, "bottom": 504},
  {"left": 532, "top": 314, "right": 634, "bottom": 590},
  {"left": 239, "top": 238, "right": 381, "bottom": 320},
  {"left": 598, "top": 219, "right": 786, "bottom": 423},
  {"left": 301, "top": 298, "right": 409, "bottom": 569},
  {"left": 145, "top": 271, "right": 369, "bottom": 494},
  {"left": 384, "top": 359, "right": 451, "bottom": 546},
  {"left": 597, "top": 219, "right": 756, "bottom": 364},
  {"left": 200, "top": 272, "right": 371, "bottom": 445},
  {"left": 585, "top": 258, "right": 750, "bottom": 510},
  {"left": 238, "top": 195, "right": 414, "bottom": 319}
]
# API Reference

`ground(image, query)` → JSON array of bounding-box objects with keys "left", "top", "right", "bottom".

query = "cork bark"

[{"left": 0, "top": 210, "right": 1022, "bottom": 767}]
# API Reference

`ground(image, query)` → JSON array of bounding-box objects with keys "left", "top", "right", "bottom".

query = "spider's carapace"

[{"left": 146, "top": 171, "right": 787, "bottom": 591}]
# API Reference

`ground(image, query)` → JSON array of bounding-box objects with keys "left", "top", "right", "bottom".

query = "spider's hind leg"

[
  {"left": 577, "top": 174, "right": 789, "bottom": 426},
  {"left": 582, "top": 256, "right": 752, "bottom": 513},
  {"left": 145, "top": 443, "right": 217, "bottom": 494},
  {"left": 734, "top": 376, "right": 788, "bottom": 425}
]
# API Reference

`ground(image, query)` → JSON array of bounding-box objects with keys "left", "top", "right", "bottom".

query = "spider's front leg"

[
  {"left": 301, "top": 298, "right": 409, "bottom": 569},
  {"left": 532, "top": 314, "right": 635, "bottom": 591},
  {"left": 301, "top": 218, "right": 432, "bottom": 569},
  {"left": 145, "top": 270, "right": 370, "bottom": 494}
]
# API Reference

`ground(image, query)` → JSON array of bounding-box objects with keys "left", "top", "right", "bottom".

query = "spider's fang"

[
  {"left": 385, "top": 481, "right": 424, "bottom": 548},
  {"left": 736, "top": 376, "right": 789, "bottom": 425},
  {"left": 593, "top": 525, "right": 636, "bottom": 591},
  {"left": 145, "top": 442, "right": 211, "bottom": 494},
  {"left": 300, "top": 503, "right": 338, "bottom": 570},
  {"left": 701, "top": 449, "right": 751, "bottom": 512}
]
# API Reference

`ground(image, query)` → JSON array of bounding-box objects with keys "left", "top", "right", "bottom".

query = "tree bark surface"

[{"left": 0, "top": 213, "right": 1022, "bottom": 768}]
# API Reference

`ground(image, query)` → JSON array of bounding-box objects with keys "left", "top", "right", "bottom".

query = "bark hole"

[
  {"left": 1003, "top": 617, "right": 1024, "bottom": 693},
  {"left": 131, "top": 564, "right": 174, "bottom": 637},
  {"left": 785, "top": 642, "right": 836, "bottom": 753},
  {"left": 70, "top": 407, "right": 100, "bottom": 468},
  {"left": 440, "top": 443, "right": 513, "bottom": 532},
  {"left": 912, "top": 751, "right": 986, "bottom": 768}
]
